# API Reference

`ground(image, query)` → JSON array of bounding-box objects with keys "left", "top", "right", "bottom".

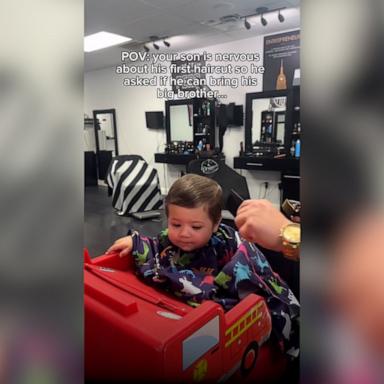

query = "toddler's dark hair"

[{"left": 165, "top": 174, "right": 222, "bottom": 224}]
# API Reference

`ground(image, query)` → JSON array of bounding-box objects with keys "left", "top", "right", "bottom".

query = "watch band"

[
  {"left": 281, "top": 240, "right": 300, "bottom": 260},
  {"left": 280, "top": 223, "right": 300, "bottom": 261}
]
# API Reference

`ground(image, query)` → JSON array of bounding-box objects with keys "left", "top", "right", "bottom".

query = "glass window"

[{"left": 182, "top": 316, "right": 219, "bottom": 370}]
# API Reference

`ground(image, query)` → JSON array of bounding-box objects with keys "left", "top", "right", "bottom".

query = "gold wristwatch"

[{"left": 280, "top": 223, "right": 300, "bottom": 260}]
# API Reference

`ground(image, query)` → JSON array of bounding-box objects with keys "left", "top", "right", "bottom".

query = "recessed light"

[{"left": 84, "top": 31, "right": 132, "bottom": 52}]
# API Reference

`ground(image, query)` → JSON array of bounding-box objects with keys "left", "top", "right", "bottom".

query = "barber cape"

[{"left": 130, "top": 223, "right": 300, "bottom": 359}]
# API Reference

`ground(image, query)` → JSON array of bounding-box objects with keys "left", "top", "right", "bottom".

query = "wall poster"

[{"left": 263, "top": 30, "right": 300, "bottom": 91}]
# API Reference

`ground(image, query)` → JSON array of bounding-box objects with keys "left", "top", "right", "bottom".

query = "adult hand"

[
  {"left": 235, "top": 199, "right": 291, "bottom": 252},
  {"left": 106, "top": 236, "right": 133, "bottom": 257}
]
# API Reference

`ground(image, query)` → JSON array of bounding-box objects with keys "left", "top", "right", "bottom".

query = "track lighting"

[
  {"left": 242, "top": 7, "right": 287, "bottom": 30},
  {"left": 144, "top": 36, "right": 171, "bottom": 50},
  {"left": 260, "top": 14, "right": 267, "bottom": 26},
  {"left": 244, "top": 18, "right": 251, "bottom": 30}
]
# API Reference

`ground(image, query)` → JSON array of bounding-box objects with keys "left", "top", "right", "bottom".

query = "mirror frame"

[
  {"left": 92, "top": 108, "right": 119, "bottom": 180},
  {"left": 244, "top": 89, "right": 293, "bottom": 153},
  {"left": 165, "top": 99, "right": 194, "bottom": 144},
  {"left": 92, "top": 108, "right": 119, "bottom": 157}
]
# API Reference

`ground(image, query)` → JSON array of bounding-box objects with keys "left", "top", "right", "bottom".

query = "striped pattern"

[{"left": 106, "top": 158, "right": 163, "bottom": 215}]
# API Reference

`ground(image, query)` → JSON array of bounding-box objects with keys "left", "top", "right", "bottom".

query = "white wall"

[{"left": 84, "top": 31, "right": 298, "bottom": 206}]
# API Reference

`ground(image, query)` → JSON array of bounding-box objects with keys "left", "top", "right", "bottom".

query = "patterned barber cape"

[{"left": 130, "top": 223, "right": 300, "bottom": 358}]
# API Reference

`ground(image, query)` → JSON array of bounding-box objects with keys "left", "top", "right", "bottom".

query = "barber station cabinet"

[
  {"left": 281, "top": 86, "right": 300, "bottom": 203},
  {"left": 155, "top": 97, "right": 246, "bottom": 167},
  {"left": 155, "top": 98, "right": 218, "bottom": 165},
  {"left": 233, "top": 87, "right": 301, "bottom": 207}
]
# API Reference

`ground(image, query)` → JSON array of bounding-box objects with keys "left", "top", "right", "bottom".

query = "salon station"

[{"left": 84, "top": 1, "right": 300, "bottom": 382}]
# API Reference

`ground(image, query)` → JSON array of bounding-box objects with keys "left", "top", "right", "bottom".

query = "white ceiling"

[{"left": 85, "top": 0, "right": 300, "bottom": 72}]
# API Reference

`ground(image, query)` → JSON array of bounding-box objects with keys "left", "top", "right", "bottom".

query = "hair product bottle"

[
  {"left": 294, "top": 138, "right": 301, "bottom": 158},
  {"left": 290, "top": 141, "right": 295, "bottom": 157}
]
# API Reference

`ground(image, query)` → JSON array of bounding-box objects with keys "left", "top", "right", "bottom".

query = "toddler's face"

[{"left": 167, "top": 204, "right": 219, "bottom": 252}]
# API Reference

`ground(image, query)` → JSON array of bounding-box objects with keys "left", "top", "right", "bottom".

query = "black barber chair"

[{"left": 186, "top": 157, "right": 250, "bottom": 212}]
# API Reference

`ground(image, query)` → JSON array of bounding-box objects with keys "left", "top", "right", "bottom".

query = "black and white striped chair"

[{"left": 106, "top": 155, "right": 163, "bottom": 215}]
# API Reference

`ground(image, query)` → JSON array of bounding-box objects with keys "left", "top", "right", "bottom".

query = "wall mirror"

[
  {"left": 93, "top": 108, "right": 119, "bottom": 180},
  {"left": 165, "top": 99, "right": 193, "bottom": 143},
  {"left": 244, "top": 90, "right": 292, "bottom": 153}
]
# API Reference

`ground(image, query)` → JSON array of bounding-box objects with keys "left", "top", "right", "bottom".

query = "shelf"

[
  {"left": 155, "top": 153, "right": 197, "bottom": 165},
  {"left": 233, "top": 156, "right": 299, "bottom": 172},
  {"left": 155, "top": 152, "right": 225, "bottom": 166}
]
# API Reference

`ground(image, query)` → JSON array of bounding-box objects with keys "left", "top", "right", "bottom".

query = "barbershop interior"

[{"left": 84, "top": 0, "right": 300, "bottom": 382}]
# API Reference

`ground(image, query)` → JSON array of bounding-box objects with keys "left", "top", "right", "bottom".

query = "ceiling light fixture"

[
  {"left": 84, "top": 31, "right": 132, "bottom": 52},
  {"left": 260, "top": 14, "right": 267, "bottom": 26},
  {"left": 242, "top": 7, "right": 287, "bottom": 31},
  {"left": 143, "top": 35, "right": 171, "bottom": 51}
]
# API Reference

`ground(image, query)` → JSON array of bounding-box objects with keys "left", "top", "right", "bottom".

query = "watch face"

[{"left": 284, "top": 224, "right": 300, "bottom": 243}]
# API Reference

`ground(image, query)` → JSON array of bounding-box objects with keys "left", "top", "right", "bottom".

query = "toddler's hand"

[{"left": 106, "top": 236, "right": 133, "bottom": 258}]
